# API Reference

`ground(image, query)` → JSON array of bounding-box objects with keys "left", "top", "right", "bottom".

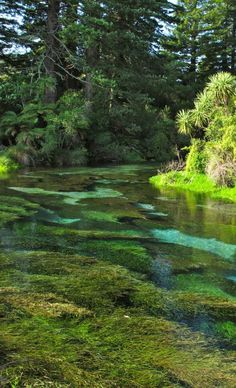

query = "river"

[{"left": 0, "top": 164, "right": 236, "bottom": 387}]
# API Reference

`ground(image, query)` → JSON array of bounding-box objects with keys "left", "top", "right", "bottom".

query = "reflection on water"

[{"left": 0, "top": 164, "right": 236, "bottom": 386}]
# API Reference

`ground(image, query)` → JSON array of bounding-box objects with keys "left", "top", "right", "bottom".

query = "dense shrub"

[
  {"left": 0, "top": 92, "right": 89, "bottom": 167},
  {"left": 0, "top": 153, "right": 19, "bottom": 174},
  {"left": 177, "top": 73, "right": 236, "bottom": 187},
  {"left": 54, "top": 147, "right": 88, "bottom": 167},
  {"left": 206, "top": 150, "right": 236, "bottom": 187},
  {"left": 186, "top": 139, "right": 208, "bottom": 174}
]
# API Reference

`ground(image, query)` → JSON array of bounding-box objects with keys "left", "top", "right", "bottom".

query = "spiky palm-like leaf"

[
  {"left": 206, "top": 72, "right": 236, "bottom": 106},
  {"left": 176, "top": 109, "right": 193, "bottom": 136},
  {"left": 192, "top": 92, "right": 212, "bottom": 128}
]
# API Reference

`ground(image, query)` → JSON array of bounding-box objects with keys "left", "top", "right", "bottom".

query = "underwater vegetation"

[
  {"left": 1, "top": 165, "right": 236, "bottom": 387},
  {"left": 1, "top": 250, "right": 236, "bottom": 387},
  {"left": 0, "top": 195, "right": 39, "bottom": 227},
  {"left": 9, "top": 186, "right": 123, "bottom": 205}
]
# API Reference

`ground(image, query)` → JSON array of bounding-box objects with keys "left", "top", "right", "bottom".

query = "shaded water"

[{"left": 0, "top": 164, "right": 236, "bottom": 387}]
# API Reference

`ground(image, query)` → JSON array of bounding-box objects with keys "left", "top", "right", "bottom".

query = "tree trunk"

[
  {"left": 44, "top": 0, "right": 60, "bottom": 103},
  {"left": 83, "top": 2, "right": 101, "bottom": 108},
  {"left": 189, "top": 38, "right": 197, "bottom": 84},
  {"left": 63, "top": 1, "right": 80, "bottom": 90},
  {"left": 221, "top": 44, "right": 229, "bottom": 71},
  {"left": 85, "top": 45, "right": 99, "bottom": 105}
]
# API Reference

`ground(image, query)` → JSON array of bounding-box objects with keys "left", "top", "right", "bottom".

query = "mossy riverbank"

[{"left": 150, "top": 171, "right": 236, "bottom": 203}]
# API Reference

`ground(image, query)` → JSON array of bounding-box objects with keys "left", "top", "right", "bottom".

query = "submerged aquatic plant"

[
  {"left": 1, "top": 166, "right": 236, "bottom": 387},
  {"left": 1, "top": 250, "right": 236, "bottom": 387},
  {"left": 9, "top": 186, "right": 123, "bottom": 205},
  {"left": 0, "top": 195, "right": 39, "bottom": 227}
]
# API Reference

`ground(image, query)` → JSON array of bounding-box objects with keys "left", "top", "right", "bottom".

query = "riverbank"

[{"left": 150, "top": 171, "right": 236, "bottom": 203}]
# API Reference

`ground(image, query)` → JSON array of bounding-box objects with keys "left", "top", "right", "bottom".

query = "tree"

[
  {"left": 177, "top": 72, "right": 236, "bottom": 185},
  {"left": 44, "top": 0, "right": 60, "bottom": 103},
  {"left": 0, "top": 0, "right": 182, "bottom": 165}
]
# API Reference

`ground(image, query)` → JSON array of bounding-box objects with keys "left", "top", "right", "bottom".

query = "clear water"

[{"left": 1, "top": 164, "right": 236, "bottom": 386}]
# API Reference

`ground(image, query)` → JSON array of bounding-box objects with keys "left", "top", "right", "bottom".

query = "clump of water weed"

[
  {"left": 1, "top": 250, "right": 236, "bottom": 387},
  {"left": 0, "top": 195, "right": 38, "bottom": 227}
]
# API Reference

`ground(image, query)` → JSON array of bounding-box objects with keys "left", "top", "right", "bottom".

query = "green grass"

[{"left": 150, "top": 171, "right": 236, "bottom": 203}]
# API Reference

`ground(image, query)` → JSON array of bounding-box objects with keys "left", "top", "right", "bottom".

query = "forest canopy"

[{"left": 0, "top": 0, "right": 236, "bottom": 167}]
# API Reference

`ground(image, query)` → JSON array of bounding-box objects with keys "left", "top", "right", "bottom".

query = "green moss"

[{"left": 150, "top": 172, "right": 236, "bottom": 203}]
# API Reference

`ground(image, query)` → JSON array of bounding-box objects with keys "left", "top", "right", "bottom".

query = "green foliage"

[
  {"left": 2, "top": 0, "right": 236, "bottom": 167},
  {"left": 0, "top": 0, "right": 181, "bottom": 166},
  {"left": 186, "top": 139, "right": 207, "bottom": 174},
  {"left": 0, "top": 91, "right": 90, "bottom": 167},
  {"left": 215, "top": 321, "right": 236, "bottom": 345},
  {"left": 205, "top": 146, "right": 236, "bottom": 187},
  {"left": 176, "top": 109, "right": 193, "bottom": 136},
  {"left": 55, "top": 91, "right": 89, "bottom": 137},
  {"left": 177, "top": 72, "right": 236, "bottom": 186},
  {"left": 54, "top": 147, "right": 88, "bottom": 167},
  {"left": 0, "top": 153, "right": 18, "bottom": 175},
  {"left": 150, "top": 172, "right": 236, "bottom": 203},
  {"left": 206, "top": 72, "right": 236, "bottom": 107}
]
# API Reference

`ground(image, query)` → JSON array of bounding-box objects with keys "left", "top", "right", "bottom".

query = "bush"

[
  {"left": 177, "top": 72, "right": 236, "bottom": 185},
  {"left": 186, "top": 139, "right": 208, "bottom": 173},
  {"left": 0, "top": 153, "right": 19, "bottom": 174},
  {"left": 157, "top": 160, "right": 185, "bottom": 174},
  {"left": 206, "top": 153, "right": 236, "bottom": 187},
  {"left": 53, "top": 147, "right": 88, "bottom": 167}
]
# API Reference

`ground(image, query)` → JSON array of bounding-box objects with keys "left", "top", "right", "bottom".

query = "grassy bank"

[{"left": 150, "top": 171, "right": 236, "bottom": 203}]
